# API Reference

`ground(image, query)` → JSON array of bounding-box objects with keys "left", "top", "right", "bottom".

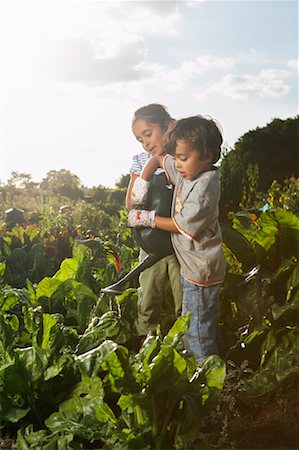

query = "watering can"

[{"left": 101, "top": 173, "right": 174, "bottom": 294}]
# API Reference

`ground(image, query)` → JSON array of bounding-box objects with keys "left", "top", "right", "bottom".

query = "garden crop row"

[{"left": 0, "top": 207, "right": 298, "bottom": 448}]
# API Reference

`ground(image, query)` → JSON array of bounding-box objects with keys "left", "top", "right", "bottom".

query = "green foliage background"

[{"left": 0, "top": 116, "right": 298, "bottom": 449}]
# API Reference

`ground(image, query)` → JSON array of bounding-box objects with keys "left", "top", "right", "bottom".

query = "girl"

[{"left": 126, "top": 104, "right": 183, "bottom": 341}]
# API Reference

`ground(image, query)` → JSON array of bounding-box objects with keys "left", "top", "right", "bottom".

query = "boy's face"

[
  {"left": 174, "top": 139, "right": 212, "bottom": 180},
  {"left": 132, "top": 118, "right": 166, "bottom": 157}
]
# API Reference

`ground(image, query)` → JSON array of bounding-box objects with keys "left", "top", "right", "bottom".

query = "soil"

[
  {"left": 203, "top": 375, "right": 299, "bottom": 450},
  {"left": 0, "top": 440, "right": 16, "bottom": 450},
  {"left": 1, "top": 378, "right": 298, "bottom": 450}
]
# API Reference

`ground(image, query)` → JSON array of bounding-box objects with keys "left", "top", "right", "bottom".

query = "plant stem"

[{"left": 155, "top": 394, "right": 178, "bottom": 449}]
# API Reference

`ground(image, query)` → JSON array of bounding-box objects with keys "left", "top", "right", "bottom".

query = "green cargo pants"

[{"left": 135, "top": 249, "right": 183, "bottom": 336}]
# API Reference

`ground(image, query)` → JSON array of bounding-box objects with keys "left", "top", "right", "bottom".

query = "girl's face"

[
  {"left": 174, "top": 139, "right": 212, "bottom": 180},
  {"left": 132, "top": 118, "right": 166, "bottom": 157}
]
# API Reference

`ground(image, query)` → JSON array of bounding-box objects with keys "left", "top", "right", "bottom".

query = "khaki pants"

[{"left": 135, "top": 249, "right": 183, "bottom": 336}]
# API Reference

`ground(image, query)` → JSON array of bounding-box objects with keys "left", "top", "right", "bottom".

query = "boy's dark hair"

[
  {"left": 132, "top": 103, "right": 173, "bottom": 129},
  {"left": 164, "top": 115, "right": 223, "bottom": 164}
]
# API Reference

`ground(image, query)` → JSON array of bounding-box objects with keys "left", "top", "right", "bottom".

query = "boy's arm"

[
  {"left": 128, "top": 210, "right": 179, "bottom": 233},
  {"left": 155, "top": 215, "right": 178, "bottom": 233}
]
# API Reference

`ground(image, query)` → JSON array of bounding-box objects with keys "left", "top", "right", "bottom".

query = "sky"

[{"left": 0, "top": 0, "right": 298, "bottom": 188}]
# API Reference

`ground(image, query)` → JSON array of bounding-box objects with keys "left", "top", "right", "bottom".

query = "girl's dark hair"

[
  {"left": 164, "top": 115, "right": 223, "bottom": 164},
  {"left": 132, "top": 103, "right": 173, "bottom": 129}
]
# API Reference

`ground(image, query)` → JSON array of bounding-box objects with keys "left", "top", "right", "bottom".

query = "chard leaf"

[
  {"left": 244, "top": 328, "right": 299, "bottom": 396},
  {"left": 54, "top": 258, "right": 79, "bottom": 281},
  {"left": 17, "top": 425, "right": 74, "bottom": 450},
  {"left": 163, "top": 312, "right": 191, "bottom": 348},
  {"left": 36, "top": 277, "right": 62, "bottom": 300},
  {"left": 0, "top": 401, "right": 30, "bottom": 424},
  {"left": 16, "top": 346, "right": 49, "bottom": 383},
  {"left": 256, "top": 210, "right": 299, "bottom": 256},
  {"left": 44, "top": 352, "right": 73, "bottom": 381},
  {"left": 199, "top": 355, "right": 227, "bottom": 391},
  {"left": 287, "top": 261, "right": 299, "bottom": 290},
  {"left": 0, "top": 315, "right": 16, "bottom": 349},
  {"left": 0, "top": 261, "right": 6, "bottom": 285},
  {"left": 42, "top": 314, "right": 57, "bottom": 349},
  {"left": 44, "top": 373, "right": 115, "bottom": 444},
  {"left": 221, "top": 224, "right": 256, "bottom": 271},
  {"left": 76, "top": 339, "right": 119, "bottom": 377},
  {"left": 77, "top": 311, "right": 131, "bottom": 354}
]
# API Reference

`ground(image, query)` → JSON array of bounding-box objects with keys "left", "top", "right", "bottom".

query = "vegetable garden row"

[{"left": 0, "top": 206, "right": 298, "bottom": 449}]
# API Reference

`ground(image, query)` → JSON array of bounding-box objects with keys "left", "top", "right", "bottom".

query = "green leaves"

[
  {"left": 35, "top": 276, "right": 98, "bottom": 332},
  {"left": 64, "top": 316, "right": 226, "bottom": 449},
  {"left": 222, "top": 208, "right": 299, "bottom": 396},
  {"left": 0, "top": 224, "right": 53, "bottom": 288},
  {"left": 77, "top": 311, "right": 131, "bottom": 354},
  {"left": 222, "top": 224, "right": 256, "bottom": 272},
  {"left": 44, "top": 373, "right": 116, "bottom": 442},
  {"left": 244, "top": 328, "right": 299, "bottom": 397}
]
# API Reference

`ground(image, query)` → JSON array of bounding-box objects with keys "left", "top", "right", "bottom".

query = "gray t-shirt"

[{"left": 163, "top": 154, "right": 226, "bottom": 286}]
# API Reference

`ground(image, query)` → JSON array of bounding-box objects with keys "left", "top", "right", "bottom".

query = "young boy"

[{"left": 128, "top": 115, "right": 226, "bottom": 362}]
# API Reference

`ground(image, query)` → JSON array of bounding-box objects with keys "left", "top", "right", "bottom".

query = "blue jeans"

[{"left": 181, "top": 277, "right": 221, "bottom": 362}]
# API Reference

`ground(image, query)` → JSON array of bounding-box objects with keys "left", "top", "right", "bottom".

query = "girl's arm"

[
  {"left": 126, "top": 174, "right": 138, "bottom": 209},
  {"left": 131, "top": 155, "right": 165, "bottom": 206},
  {"left": 140, "top": 155, "right": 165, "bottom": 180}
]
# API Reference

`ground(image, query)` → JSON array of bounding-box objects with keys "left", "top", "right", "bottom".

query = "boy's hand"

[
  {"left": 131, "top": 177, "right": 149, "bottom": 206},
  {"left": 128, "top": 210, "right": 156, "bottom": 228}
]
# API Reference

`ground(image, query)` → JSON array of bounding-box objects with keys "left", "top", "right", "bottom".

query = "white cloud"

[
  {"left": 182, "top": 55, "right": 235, "bottom": 73},
  {"left": 261, "top": 79, "right": 290, "bottom": 97},
  {"left": 287, "top": 59, "right": 299, "bottom": 70},
  {"left": 137, "top": 55, "right": 235, "bottom": 93},
  {"left": 122, "top": 0, "right": 181, "bottom": 17},
  {"left": 2, "top": 1, "right": 188, "bottom": 88},
  {"left": 259, "top": 68, "right": 289, "bottom": 79},
  {"left": 2, "top": 1, "right": 183, "bottom": 82},
  {"left": 195, "top": 68, "right": 291, "bottom": 100},
  {"left": 42, "top": 37, "right": 151, "bottom": 85},
  {"left": 96, "top": 1, "right": 182, "bottom": 37}
]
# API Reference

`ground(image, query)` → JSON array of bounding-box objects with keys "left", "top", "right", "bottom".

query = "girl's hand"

[
  {"left": 128, "top": 210, "right": 156, "bottom": 228},
  {"left": 131, "top": 177, "right": 149, "bottom": 206}
]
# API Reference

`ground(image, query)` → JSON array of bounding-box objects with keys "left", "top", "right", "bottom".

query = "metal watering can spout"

[
  {"left": 101, "top": 173, "right": 174, "bottom": 295},
  {"left": 101, "top": 254, "right": 160, "bottom": 294}
]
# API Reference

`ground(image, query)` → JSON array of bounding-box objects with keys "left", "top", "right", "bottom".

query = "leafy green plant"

[
  {"left": 0, "top": 243, "right": 226, "bottom": 449},
  {"left": 221, "top": 208, "right": 299, "bottom": 396},
  {"left": 266, "top": 178, "right": 299, "bottom": 214},
  {"left": 0, "top": 225, "right": 54, "bottom": 288},
  {"left": 16, "top": 315, "right": 226, "bottom": 450}
]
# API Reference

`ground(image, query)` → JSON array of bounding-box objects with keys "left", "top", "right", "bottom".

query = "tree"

[
  {"left": 40, "top": 169, "right": 84, "bottom": 200},
  {"left": 220, "top": 148, "right": 246, "bottom": 219},
  {"left": 91, "top": 185, "right": 109, "bottom": 203},
  {"left": 220, "top": 116, "right": 299, "bottom": 217},
  {"left": 234, "top": 116, "right": 299, "bottom": 191},
  {"left": 7, "top": 172, "right": 36, "bottom": 189},
  {"left": 115, "top": 173, "right": 130, "bottom": 188}
]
